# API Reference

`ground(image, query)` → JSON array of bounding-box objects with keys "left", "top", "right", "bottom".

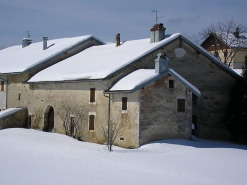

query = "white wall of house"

[{"left": 0, "top": 75, "right": 7, "bottom": 111}]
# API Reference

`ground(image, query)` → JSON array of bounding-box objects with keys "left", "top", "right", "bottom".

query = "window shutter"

[
  {"left": 90, "top": 88, "right": 95, "bottom": 102},
  {"left": 122, "top": 97, "right": 127, "bottom": 110},
  {"left": 1, "top": 81, "right": 4, "bottom": 91},
  {"left": 177, "top": 99, "right": 185, "bottom": 112},
  {"left": 89, "top": 115, "right": 95, "bottom": 130}
]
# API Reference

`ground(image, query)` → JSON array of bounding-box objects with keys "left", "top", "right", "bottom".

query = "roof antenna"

[
  {"left": 26, "top": 30, "right": 31, "bottom": 38},
  {"left": 152, "top": 10, "right": 165, "bottom": 24}
]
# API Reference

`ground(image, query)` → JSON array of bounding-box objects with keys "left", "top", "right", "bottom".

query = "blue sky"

[{"left": 0, "top": 0, "right": 246, "bottom": 48}]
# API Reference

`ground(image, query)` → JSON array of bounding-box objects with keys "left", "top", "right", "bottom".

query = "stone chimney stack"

[
  {"left": 233, "top": 27, "right": 239, "bottom": 38},
  {"left": 116, "top": 33, "right": 120, "bottom": 47},
  {"left": 22, "top": 38, "right": 32, "bottom": 48},
  {"left": 150, "top": 23, "right": 166, "bottom": 43},
  {"left": 154, "top": 53, "right": 169, "bottom": 74},
  {"left": 43, "top": 37, "right": 48, "bottom": 50}
]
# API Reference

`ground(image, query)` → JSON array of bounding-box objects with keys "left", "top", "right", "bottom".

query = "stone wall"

[
  {"left": 139, "top": 75, "right": 192, "bottom": 146},
  {"left": 110, "top": 92, "right": 140, "bottom": 148},
  {"left": 0, "top": 108, "right": 28, "bottom": 129},
  {"left": 7, "top": 78, "right": 109, "bottom": 144}
]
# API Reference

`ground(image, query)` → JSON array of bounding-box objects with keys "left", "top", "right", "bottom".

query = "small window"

[
  {"left": 89, "top": 115, "right": 95, "bottom": 130},
  {"left": 90, "top": 88, "right": 95, "bottom": 102},
  {"left": 169, "top": 80, "right": 174, "bottom": 88},
  {"left": 192, "top": 93, "right": 198, "bottom": 105},
  {"left": 18, "top": 93, "right": 21, "bottom": 100},
  {"left": 122, "top": 97, "right": 128, "bottom": 110},
  {"left": 177, "top": 99, "right": 185, "bottom": 112},
  {"left": 1, "top": 81, "right": 4, "bottom": 91}
]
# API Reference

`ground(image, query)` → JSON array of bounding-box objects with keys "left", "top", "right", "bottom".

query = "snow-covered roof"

[
  {"left": 28, "top": 34, "right": 181, "bottom": 82},
  {"left": 214, "top": 32, "right": 247, "bottom": 48},
  {"left": 27, "top": 33, "right": 240, "bottom": 83},
  {"left": 0, "top": 35, "right": 104, "bottom": 74},
  {"left": 0, "top": 108, "right": 23, "bottom": 120},
  {"left": 105, "top": 69, "right": 201, "bottom": 97}
]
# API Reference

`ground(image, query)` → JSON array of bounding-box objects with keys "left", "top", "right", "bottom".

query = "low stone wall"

[{"left": 0, "top": 108, "right": 28, "bottom": 130}]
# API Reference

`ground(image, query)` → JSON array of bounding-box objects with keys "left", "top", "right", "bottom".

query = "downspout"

[{"left": 104, "top": 93, "right": 111, "bottom": 148}]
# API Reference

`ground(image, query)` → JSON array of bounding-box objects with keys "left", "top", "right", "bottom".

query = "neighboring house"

[
  {"left": 0, "top": 35, "right": 105, "bottom": 113},
  {"left": 1, "top": 24, "right": 240, "bottom": 148},
  {"left": 201, "top": 30, "right": 247, "bottom": 72}
]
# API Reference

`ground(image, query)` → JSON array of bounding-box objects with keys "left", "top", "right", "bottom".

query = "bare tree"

[
  {"left": 100, "top": 118, "right": 125, "bottom": 151},
  {"left": 200, "top": 19, "right": 247, "bottom": 67},
  {"left": 58, "top": 101, "right": 86, "bottom": 140}
]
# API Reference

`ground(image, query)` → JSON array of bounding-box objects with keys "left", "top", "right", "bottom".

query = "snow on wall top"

[
  {"left": 28, "top": 33, "right": 181, "bottom": 82},
  {"left": 0, "top": 35, "right": 102, "bottom": 74},
  {"left": 0, "top": 108, "right": 22, "bottom": 119}
]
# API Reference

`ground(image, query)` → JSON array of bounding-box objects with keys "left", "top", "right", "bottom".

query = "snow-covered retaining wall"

[{"left": 0, "top": 108, "right": 28, "bottom": 129}]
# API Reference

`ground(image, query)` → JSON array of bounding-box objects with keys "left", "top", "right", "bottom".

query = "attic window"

[
  {"left": 122, "top": 97, "right": 128, "bottom": 110},
  {"left": 90, "top": 88, "right": 95, "bottom": 102},
  {"left": 169, "top": 80, "right": 174, "bottom": 88},
  {"left": 177, "top": 99, "right": 185, "bottom": 112}
]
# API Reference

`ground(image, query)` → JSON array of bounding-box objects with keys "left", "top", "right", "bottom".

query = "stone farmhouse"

[
  {"left": 0, "top": 24, "right": 240, "bottom": 148},
  {"left": 201, "top": 29, "right": 247, "bottom": 71}
]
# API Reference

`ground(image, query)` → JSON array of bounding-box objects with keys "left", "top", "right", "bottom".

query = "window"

[
  {"left": 90, "top": 88, "right": 95, "bottom": 102},
  {"left": 169, "top": 80, "right": 174, "bottom": 88},
  {"left": 177, "top": 99, "right": 185, "bottom": 112},
  {"left": 18, "top": 93, "right": 21, "bottom": 100},
  {"left": 122, "top": 97, "right": 128, "bottom": 110},
  {"left": 192, "top": 93, "right": 198, "bottom": 105},
  {"left": 89, "top": 115, "right": 95, "bottom": 130},
  {"left": 1, "top": 81, "right": 4, "bottom": 91}
]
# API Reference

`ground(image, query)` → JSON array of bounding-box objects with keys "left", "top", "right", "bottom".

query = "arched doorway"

[{"left": 43, "top": 105, "right": 54, "bottom": 132}]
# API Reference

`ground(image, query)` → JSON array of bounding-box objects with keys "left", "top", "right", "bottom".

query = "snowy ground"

[{"left": 0, "top": 128, "right": 247, "bottom": 185}]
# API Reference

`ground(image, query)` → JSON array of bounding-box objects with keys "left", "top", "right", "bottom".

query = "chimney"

[
  {"left": 150, "top": 23, "right": 166, "bottom": 43},
  {"left": 116, "top": 33, "right": 120, "bottom": 47},
  {"left": 154, "top": 53, "right": 169, "bottom": 74},
  {"left": 22, "top": 38, "right": 32, "bottom": 48},
  {"left": 233, "top": 27, "right": 239, "bottom": 38},
  {"left": 43, "top": 37, "right": 48, "bottom": 50}
]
